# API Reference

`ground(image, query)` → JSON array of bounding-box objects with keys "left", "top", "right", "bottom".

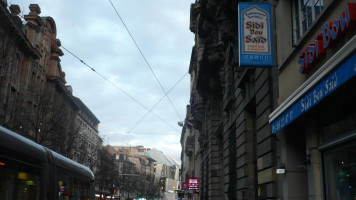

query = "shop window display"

[{"left": 323, "top": 141, "right": 356, "bottom": 200}]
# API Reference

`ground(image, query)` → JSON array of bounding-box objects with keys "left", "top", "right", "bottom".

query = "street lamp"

[{"left": 178, "top": 120, "right": 193, "bottom": 127}]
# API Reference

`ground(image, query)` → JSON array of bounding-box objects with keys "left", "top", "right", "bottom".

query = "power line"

[
  {"left": 128, "top": 72, "right": 188, "bottom": 133},
  {"left": 108, "top": 0, "right": 183, "bottom": 121},
  {"left": 18, "top": 15, "right": 180, "bottom": 132},
  {"left": 61, "top": 43, "right": 180, "bottom": 132},
  {"left": 109, "top": 132, "right": 181, "bottom": 136}
]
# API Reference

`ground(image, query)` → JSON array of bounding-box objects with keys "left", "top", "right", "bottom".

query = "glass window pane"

[
  {"left": 0, "top": 159, "right": 40, "bottom": 200},
  {"left": 295, "top": 16, "right": 301, "bottom": 41},
  {"left": 307, "top": 12, "right": 313, "bottom": 27},
  {"left": 302, "top": 19, "right": 308, "bottom": 33},
  {"left": 314, "top": 5, "right": 321, "bottom": 17},
  {"left": 293, "top": 0, "right": 325, "bottom": 43},
  {"left": 324, "top": 143, "right": 356, "bottom": 200},
  {"left": 314, "top": 0, "right": 319, "bottom": 17},
  {"left": 306, "top": 0, "right": 312, "bottom": 27},
  {"left": 300, "top": 0, "right": 304, "bottom": 7}
]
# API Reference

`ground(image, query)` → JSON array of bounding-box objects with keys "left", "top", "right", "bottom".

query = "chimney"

[
  {"left": 29, "top": 4, "right": 41, "bottom": 15},
  {"left": 9, "top": 5, "right": 20, "bottom": 16}
]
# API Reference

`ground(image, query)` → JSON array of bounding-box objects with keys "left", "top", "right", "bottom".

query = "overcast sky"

[{"left": 10, "top": 0, "right": 195, "bottom": 161}]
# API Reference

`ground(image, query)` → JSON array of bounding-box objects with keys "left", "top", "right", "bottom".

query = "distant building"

[
  {"left": 107, "top": 146, "right": 180, "bottom": 200},
  {"left": 72, "top": 97, "right": 101, "bottom": 173},
  {"left": 144, "top": 148, "right": 180, "bottom": 200},
  {"left": 107, "top": 145, "right": 157, "bottom": 200},
  {"left": 180, "top": 105, "right": 200, "bottom": 200},
  {"left": 112, "top": 145, "right": 151, "bottom": 153}
]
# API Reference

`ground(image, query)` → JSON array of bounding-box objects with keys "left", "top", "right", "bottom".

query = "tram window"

[
  {"left": 58, "top": 173, "right": 71, "bottom": 200},
  {"left": 57, "top": 171, "right": 92, "bottom": 200},
  {"left": 0, "top": 163, "right": 40, "bottom": 200}
]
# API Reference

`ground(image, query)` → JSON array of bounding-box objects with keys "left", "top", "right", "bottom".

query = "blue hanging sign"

[
  {"left": 238, "top": 2, "right": 274, "bottom": 67},
  {"left": 271, "top": 53, "right": 356, "bottom": 134}
]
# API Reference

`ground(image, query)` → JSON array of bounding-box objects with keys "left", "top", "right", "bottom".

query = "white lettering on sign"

[
  {"left": 324, "top": 72, "right": 338, "bottom": 95},
  {"left": 190, "top": 179, "right": 197, "bottom": 184},
  {"left": 301, "top": 94, "right": 312, "bottom": 112},
  {"left": 272, "top": 110, "right": 294, "bottom": 133},
  {"left": 313, "top": 88, "right": 324, "bottom": 104}
]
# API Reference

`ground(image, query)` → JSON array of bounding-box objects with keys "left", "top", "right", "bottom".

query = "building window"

[
  {"left": 292, "top": 0, "right": 326, "bottom": 44},
  {"left": 323, "top": 141, "right": 356, "bottom": 200}
]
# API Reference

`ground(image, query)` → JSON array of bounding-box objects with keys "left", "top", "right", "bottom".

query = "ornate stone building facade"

[
  {"left": 181, "top": 0, "right": 279, "bottom": 199},
  {"left": 0, "top": 2, "right": 79, "bottom": 153},
  {"left": 182, "top": 0, "right": 356, "bottom": 200},
  {"left": 0, "top": 3, "right": 41, "bottom": 129},
  {"left": 0, "top": 2, "right": 102, "bottom": 168}
]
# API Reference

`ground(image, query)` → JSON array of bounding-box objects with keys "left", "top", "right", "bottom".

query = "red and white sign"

[{"left": 188, "top": 178, "right": 199, "bottom": 190}]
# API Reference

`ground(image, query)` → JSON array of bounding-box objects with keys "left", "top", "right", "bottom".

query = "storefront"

[{"left": 271, "top": 1, "right": 356, "bottom": 199}]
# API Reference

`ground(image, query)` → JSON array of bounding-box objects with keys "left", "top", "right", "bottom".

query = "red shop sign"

[{"left": 298, "top": 3, "right": 356, "bottom": 74}]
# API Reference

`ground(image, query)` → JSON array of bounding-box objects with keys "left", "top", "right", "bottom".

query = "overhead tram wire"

[
  {"left": 128, "top": 72, "right": 188, "bottom": 133},
  {"left": 18, "top": 15, "right": 179, "bottom": 132},
  {"left": 107, "top": 132, "right": 181, "bottom": 136},
  {"left": 108, "top": 0, "right": 183, "bottom": 121},
  {"left": 60, "top": 49, "right": 181, "bottom": 132},
  {"left": 61, "top": 45, "right": 180, "bottom": 132}
]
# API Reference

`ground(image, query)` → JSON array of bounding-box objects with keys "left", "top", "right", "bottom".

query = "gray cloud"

[{"left": 11, "top": 0, "right": 194, "bottom": 161}]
